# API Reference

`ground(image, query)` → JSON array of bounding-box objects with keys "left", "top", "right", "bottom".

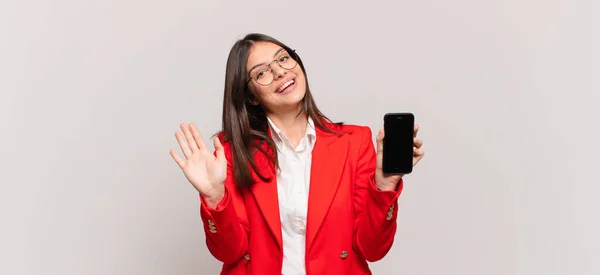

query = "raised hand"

[{"left": 170, "top": 123, "right": 227, "bottom": 205}]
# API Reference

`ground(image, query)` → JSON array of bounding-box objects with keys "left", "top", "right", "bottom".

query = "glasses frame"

[{"left": 246, "top": 49, "right": 298, "bottom": 86}]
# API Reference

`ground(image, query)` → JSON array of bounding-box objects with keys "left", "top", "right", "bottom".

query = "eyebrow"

[{"left": 248, "top": 48, "right": 286, "bottom": 73}]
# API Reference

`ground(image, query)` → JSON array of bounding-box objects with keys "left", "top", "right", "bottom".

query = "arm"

[
  {"left": 199, "top": 146, "right": 250, "bottom": 264},
  {"left": 170, "top": 124, "right": 250, "bottom": 265},
  {"left": 353, "top": 126, "right": 404, "bottom": 262}
]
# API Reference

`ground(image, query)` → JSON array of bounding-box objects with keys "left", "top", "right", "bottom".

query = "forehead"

[{"left": 246, "top": 42, "right": 284, "bottom": 69}]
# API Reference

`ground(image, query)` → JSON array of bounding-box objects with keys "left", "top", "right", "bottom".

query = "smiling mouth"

[{"left": 277, "top": 78, "right": 296, "bottom": 93}]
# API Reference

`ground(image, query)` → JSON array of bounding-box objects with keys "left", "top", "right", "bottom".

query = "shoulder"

[
  {"left": 318, "top": 121, "right": 374, "bottom": 148},
  {"left": 215, "top": 131, "right": 268, "bottom": 157},
  {"left": 320, "top": 122, "right": 375, "bottom": 159},
  {"left": 341, "top": 123, "right": 372, "bottom": 134},
  {"left": 321, "top": 121, "right": 373, "bottom": 138}
]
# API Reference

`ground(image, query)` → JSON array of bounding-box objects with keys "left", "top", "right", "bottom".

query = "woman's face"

[{"left": 246, "top": 42, "right": 306, "bottom": 114}]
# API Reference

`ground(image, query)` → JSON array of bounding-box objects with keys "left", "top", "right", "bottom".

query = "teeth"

[{"left": 278, "top": 79, "right": 295, "bottom": 92}]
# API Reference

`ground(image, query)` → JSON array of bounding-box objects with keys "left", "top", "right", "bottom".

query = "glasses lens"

[
  {"left": 253, "top": 66, "right": 274, "bottom": 85},
  {"left": 277, "top": 51, "right": 297, "bottom": 70}
]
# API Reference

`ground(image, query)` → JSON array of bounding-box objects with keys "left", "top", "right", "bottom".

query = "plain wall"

[{"left": 1, "top": 0, "right": 598, "bottom": 274}]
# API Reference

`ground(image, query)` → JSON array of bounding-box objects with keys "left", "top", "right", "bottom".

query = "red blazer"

[{"left": 199, "top": 121, "right": 403, "bottom": 275}]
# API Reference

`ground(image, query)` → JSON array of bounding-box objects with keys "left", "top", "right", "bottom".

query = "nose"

[{"left": 271, "top": 63, "right": 287, "bottom": 79}]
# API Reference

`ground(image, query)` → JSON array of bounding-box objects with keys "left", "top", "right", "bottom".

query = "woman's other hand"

[{"left": 375, "top": 124, "right": 425, "bottom": 191}]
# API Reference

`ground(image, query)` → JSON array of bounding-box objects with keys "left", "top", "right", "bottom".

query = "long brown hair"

[{"left": 219, "top": 33, "right": 342, "bottom": 188}]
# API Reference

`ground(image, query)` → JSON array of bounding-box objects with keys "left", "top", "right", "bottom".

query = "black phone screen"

[{"left": 383, "top": 113, "right": 414, "bottom": 174}]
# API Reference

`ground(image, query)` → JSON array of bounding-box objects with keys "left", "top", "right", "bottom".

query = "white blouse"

[{"left": 266, "top": 116, "right": 316, "bottom": 275}]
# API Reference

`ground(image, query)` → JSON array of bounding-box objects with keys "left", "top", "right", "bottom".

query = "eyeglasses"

[{"left": 246, "top": 50, "right": 298, "bottom": 86}]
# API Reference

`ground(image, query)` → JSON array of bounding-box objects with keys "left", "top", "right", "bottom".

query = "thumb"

[
  {"left": 376, "top": 128, "right": 384, "bottom": 154},
  {"left": 376, "top": 128, "right": 384, "bottom": 171},
  {"left": 214, "top": 137, "right": 226, "bottom": 162}
]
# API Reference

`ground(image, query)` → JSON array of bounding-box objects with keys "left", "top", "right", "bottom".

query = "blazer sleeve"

[
  {"left": 353, "top": 126, "right": 404, "bottom": 262},
  {"left": 199, "top": 142, "right": 250, "bottom": 264}
]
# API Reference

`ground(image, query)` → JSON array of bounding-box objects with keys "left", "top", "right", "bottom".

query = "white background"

[{"left": 1, "top": 0, "right": 598, "bottom": 274}]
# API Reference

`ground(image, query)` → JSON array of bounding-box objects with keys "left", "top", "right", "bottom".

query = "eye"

[
  {"left": 279, "top": 55, "right": 290, "bottom": 62},
  {"left": 255, "top": 70, "right": 267, "bottom": 79}
]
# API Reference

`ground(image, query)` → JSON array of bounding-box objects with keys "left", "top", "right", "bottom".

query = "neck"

[{"left": 267, "top": 108, "right": 309, "bottom": 146}]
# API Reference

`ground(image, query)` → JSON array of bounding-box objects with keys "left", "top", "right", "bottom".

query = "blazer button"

[
  {"left": 244, "top": 254, "right": 250, "bottom": 260},
  {"left": 340, "top": 250, "right": 348, "bottom": 259},
  {"left": 386, "top": 204, "right": 395, "bottom": 221},
  {"left": 207, "top": 219, "right": 217, "bottom": 233}
]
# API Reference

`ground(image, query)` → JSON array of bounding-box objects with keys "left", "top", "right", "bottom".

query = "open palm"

[{"left": 169, "top": 123, "right": 227, "bottom": 199}]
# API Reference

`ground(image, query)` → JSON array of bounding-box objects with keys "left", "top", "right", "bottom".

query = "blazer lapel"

[
  {"left": 306, "top": 125, "right": 349, "bottom": 250},
  {"left": 248, "top": 140, "right": 283, "bottom": 249},
  {"left": 246, "top": 122, "right": 349, "bottom": 251}
]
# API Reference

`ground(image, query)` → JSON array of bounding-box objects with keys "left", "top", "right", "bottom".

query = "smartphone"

[{"left": 383, "top": 113, "right": 414, "bottom": 174}]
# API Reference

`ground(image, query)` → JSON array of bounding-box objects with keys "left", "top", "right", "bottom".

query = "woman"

[{"left": 170, "top": 33, "right": 424, "bottom": 275}]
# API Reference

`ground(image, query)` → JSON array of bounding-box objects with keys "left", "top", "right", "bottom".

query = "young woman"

[{"left": 170, "top": 33, "right": 424, "bottom": 275}]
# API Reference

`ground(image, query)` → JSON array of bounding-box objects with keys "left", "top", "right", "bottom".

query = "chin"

[
  {"left": 276, "top": 94, "right": 305, "bottom": 112},
  {"left": 288, "top": 90, "right": 306, "bottom": 105}
]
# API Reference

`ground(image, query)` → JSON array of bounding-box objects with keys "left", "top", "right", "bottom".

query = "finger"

[
  {"left": 414, "top": 123, "right": 420, "bottom": 138},
  {"left": 180, "top": 123, "right": 199, "bottom": 153},
  {"left": 413, "top": 147, "right": 425, "bottom": 156},
  {"left": 170, "top": 149, "right": 186, "bottom": 168},
  {"left": 413, "top": 151, "right": 424, "bottom": 166},
  {"left": 214, "top": 136, "right": 226, "bottom": 162},
  {"left": 190, "top": 123, "right": 209, "bottom": 154},
  {"left": 414, "top": 138, "right": 423, "bottom": 148},
  {"left": 175, "top": 131, "right": 192, "bottom": 158},
  {"left": 376, "top": 128, "right": 384, "bottom": 153}
]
